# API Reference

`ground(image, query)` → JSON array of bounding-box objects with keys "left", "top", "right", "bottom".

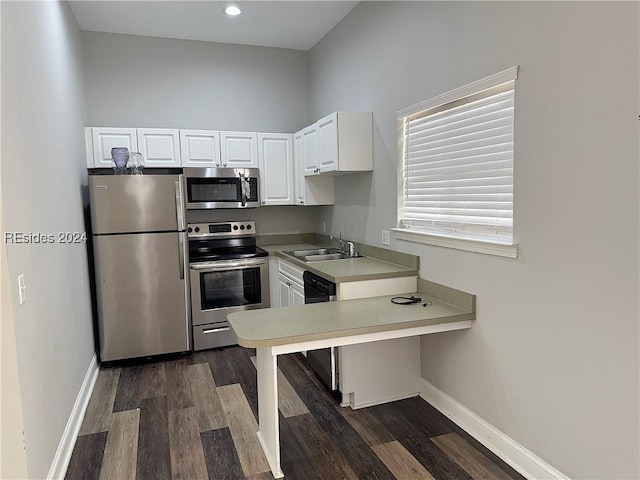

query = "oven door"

[{"left": 190, "top": 257, "right": 270, "bottom": 327}]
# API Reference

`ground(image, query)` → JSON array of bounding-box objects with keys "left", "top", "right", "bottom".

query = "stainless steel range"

[{"left": 188, "top": 221, "right": 269, "bottom": 350}]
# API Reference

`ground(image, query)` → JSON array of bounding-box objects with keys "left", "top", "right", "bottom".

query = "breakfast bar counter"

[{"left": 228, "top": 287, "right": 476, "bottom": 478}]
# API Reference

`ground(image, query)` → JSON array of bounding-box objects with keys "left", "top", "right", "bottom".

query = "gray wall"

[
  {"left": 309, "top": 2, "right": 639, "bottom": 478},
  {"left": 82, "top": 31, "right": 310, "bottom": 133},
  {"left": 1, "top": 2, "right": 94, "bottom": 478},
  {"left": 82, "top": 31, "right": 318, "bottom": 232}
]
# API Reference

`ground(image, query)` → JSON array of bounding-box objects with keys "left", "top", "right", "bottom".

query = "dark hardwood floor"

[{"left": 66, "top": 346, "right": 525, "bottom": 480}]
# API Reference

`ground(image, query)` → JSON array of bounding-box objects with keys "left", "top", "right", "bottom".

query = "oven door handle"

[
  {"left": 202, "top": 327, "right": 230, "bottom": 334},
  {"left": 190, "top": 258, "right": 268, "bottom": 271}
]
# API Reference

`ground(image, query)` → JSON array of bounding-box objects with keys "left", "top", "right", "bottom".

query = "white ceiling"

[{"left": 68, "top": 1, "right": 359, "bottom": 51}]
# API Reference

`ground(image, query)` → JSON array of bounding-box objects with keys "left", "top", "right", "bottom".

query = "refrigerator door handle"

[
  {"left": 178, "top": 233, "right": 185, "bottom": 280},
  {"left": 175, "top": 180, "right": 185, "bottom": 230}
]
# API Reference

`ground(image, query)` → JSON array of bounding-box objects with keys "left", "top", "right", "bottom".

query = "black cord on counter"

[{"left": 390, "top": 295, "right": 433, "bottom": 307}]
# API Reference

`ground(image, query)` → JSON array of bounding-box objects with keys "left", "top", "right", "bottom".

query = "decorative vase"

[
  {"left": 111, "top": 147, "right": 129, "bottom": 175},
  {"left": 128, "top": 152, "right": 145, "bottom": 175}
]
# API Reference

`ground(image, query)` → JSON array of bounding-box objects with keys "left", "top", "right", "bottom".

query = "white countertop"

[{"left": 261, "top": 243, "right": 418, "bottom": 283}]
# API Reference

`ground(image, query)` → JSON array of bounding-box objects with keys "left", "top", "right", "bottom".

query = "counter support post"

[{"left": 256, "top": 347, "right": 283, "bottom": 479}]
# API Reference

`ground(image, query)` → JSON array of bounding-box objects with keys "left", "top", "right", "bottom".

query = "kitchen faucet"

[
  {"left": 330, "top": 232, "right": 346, "bottom": 252},
  {"left": 330, "top": 233, "right": 357, "bottom": 256}
]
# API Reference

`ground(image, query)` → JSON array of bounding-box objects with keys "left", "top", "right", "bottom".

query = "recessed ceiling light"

[{"left": 224, "top": 6, "right": 243, "bottom": 16}]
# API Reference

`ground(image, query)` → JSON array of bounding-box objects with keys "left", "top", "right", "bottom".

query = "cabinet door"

[
  {"left": 220, "top": 131, "right": 258, "bottom": 168},
  {"left": 92, "top": 127, "right": 138, "bottom": 168},
  {"left": 317, "top": 112, "right": 339, "bottom": 173},
  {"left": 293, "top": 131, "right": 305, "bottom": 205},
  {"left": 291, "top": 281, "right": 305, "bottom": 306},
  {"left": 85, "top": 127, "right": 94, "bottom": 167},
  {"left": 302, "top": 124, "right": 319, "bottom": 176},
  {"left": 258, "top": 133, "right": 294, "bottom": 206},
  {"left": 137, "top": 128, "right": 181, "bottom": 167},
  {"left": 180, "top": 130, "right": 221, "bottom": 167},
  {"left": 277, "top": 273, "right": 292, "bottom": 307}
]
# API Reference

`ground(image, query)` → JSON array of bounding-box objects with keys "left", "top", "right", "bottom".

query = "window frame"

[{"left": 394, "top": 66, "right": 519, "bottom": 258}]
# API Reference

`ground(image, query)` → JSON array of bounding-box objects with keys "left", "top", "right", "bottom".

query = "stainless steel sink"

[
  {"left": 283, "top": 248, "right": 362, "bottom": 262},
  {"left": 286, "top": 248, "right": 341, "bottom": 256}
]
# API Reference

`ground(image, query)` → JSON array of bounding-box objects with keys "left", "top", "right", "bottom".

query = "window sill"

[{"left": 391, "top": 228, "right": 519, "bottom": 258}]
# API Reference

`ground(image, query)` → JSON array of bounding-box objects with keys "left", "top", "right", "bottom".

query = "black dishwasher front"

[{"left": 303, "top": 271, "right": 339, "bottom": 391}]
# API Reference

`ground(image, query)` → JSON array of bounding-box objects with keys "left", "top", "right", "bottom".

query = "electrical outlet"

[
  {"left": 18, "top": 274, "right": 26, "bottom": 305},
  {"left": 322, "top": 220, "right": 326, "bottom": 233},
  {"left": 381, "top": 229, "right": 390, "bottom": 246}
]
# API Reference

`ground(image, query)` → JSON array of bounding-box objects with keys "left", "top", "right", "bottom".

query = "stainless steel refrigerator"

[{"left": 89, "top": 174, "right": 190, "bottom": 362}]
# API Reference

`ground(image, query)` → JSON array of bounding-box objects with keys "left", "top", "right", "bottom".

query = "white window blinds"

[{"left": 398, "top": 67, "right": 518, "bottom": 244}]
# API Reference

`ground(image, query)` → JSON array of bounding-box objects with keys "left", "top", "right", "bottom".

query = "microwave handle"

[{"left": 239, "top": 172, "right": 247, "bottom": 207}]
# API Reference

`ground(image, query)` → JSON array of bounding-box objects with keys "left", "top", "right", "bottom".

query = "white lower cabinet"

[
  {"left": 276, "top": 258, "right": 305, "bottom": 307},
  {"left": 278, "top": 273, "right": 305, "bottom": 307},
  {"left": 338, "top": 275, "right": 419, "bottom": 409}
]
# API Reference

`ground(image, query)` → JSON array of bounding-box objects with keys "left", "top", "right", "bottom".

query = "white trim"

[
  {"left": 419, "top": 378, "right": 569, "bottom": 480},
  {"left": 349, "top": 391, "right": 419, "bottom": 410},
  {"left": 47, "top": 354, "right": 99, "bottom": 480},
  {"left": 392, "top": 228, "right": 519, "bottom": 259},
  {"left": 398, "top": 66, "right": 519, "bottom": 117}
]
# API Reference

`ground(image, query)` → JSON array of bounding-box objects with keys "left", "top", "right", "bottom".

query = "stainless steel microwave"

[{"left": 184, "top": 168, "right": 260, "bottom": 209}]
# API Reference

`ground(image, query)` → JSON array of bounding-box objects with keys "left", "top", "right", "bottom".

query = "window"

[{"left": 395, "top": 67, "right": 519, "bottom": 258}]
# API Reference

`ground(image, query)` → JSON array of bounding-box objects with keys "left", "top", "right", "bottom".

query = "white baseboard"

[
  {"left": 349, "top": 391, "right": 419, "bottom": 410},
  {"left": 47, "top": 354, "right": 99, "bottom": 480},
  {"left": 419, "top": 378, "right": 569, "bottom": 480}
]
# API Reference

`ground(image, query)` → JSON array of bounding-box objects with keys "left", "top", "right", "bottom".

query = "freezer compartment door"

[
  {"left": 89, "top": 174, "right": 185, "bottom": 234},
  {"left": 94, "top": 231, "right": 190, "bottom": 362}
]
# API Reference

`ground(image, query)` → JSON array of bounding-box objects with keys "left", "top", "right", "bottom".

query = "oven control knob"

[
  {"left": 240, "top": 225, "right": 245, "bottom": 230},
  {"left": 233, "top": 225, "right": 239, "bottom": 230},
  {"left": 246, "top": 224, "right": 252, "bottom": 230},
  {"left": 195, "top": 227, "right": 200, "bottom": 233},
  {"left": 187, "top": 227, "right": 192, "bottom": 233}
]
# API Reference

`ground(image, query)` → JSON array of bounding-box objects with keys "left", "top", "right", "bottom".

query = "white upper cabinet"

[
  {"left": 179, "top": 130, "right": 221, "bottom": 168},
  {"left": 91, "top": 127, "right": 138, "bottom": 168},
  {"left": 293, "top": 128, "right": 334, "bottom": 206},
  {"left": 85, "top": 128, "right": 94, "bottom": 168},
  {"left": 302, "top": 124, "right": 319, "bottom": 175},
  {"left": 293, "top": 131, "right": 305, "bottom": 205},
  {"left": 317, "top": 113, "right": 339, "bottom": 172},
  {"left": 220, "top": 131, "right": 258, "bottom": 168},
  {"left": 316, "top": 111, "right": 373, "bottom": 174},
  {"left": 258, "top": 133, "right": 294, "bottom": 206},
  {"left": 137, "top": 128, "right": 181, "bottom": 167}
]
